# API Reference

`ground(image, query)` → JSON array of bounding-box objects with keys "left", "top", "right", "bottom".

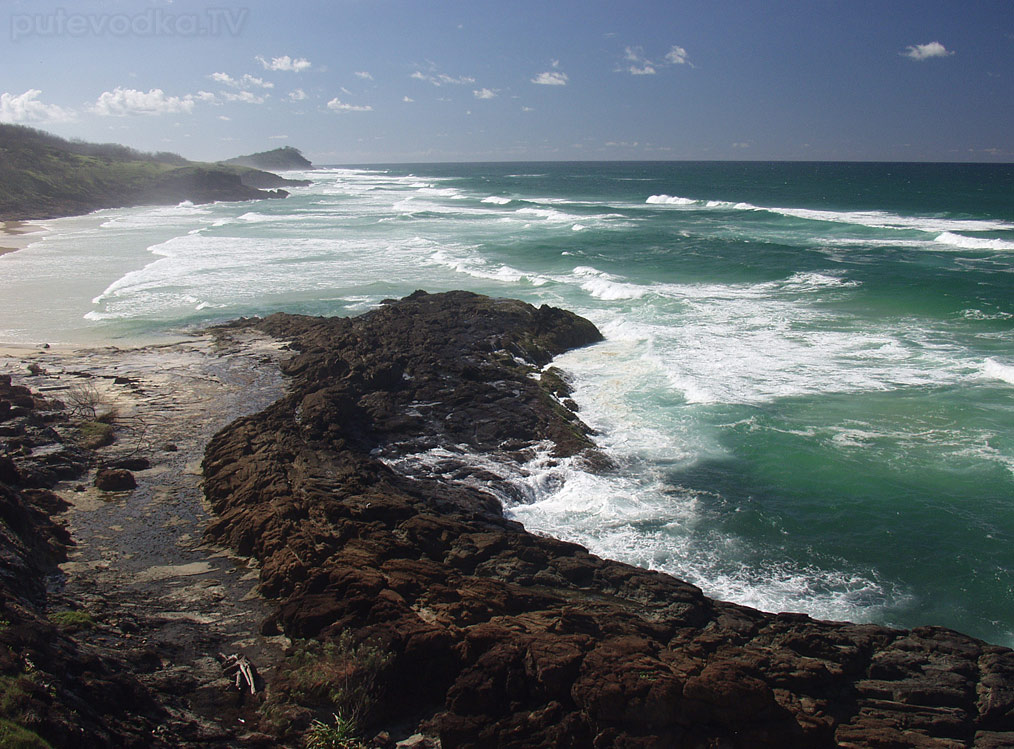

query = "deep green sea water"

[{"left": 3, "top": 161, "right": 1012, "bottom": 645}]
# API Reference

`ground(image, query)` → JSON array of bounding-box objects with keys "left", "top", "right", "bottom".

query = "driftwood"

[{"left": 218, "top": 652, "right": 258, "bottom": 694}]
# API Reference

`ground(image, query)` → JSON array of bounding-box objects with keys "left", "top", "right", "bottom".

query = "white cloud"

[
  {"left": 256, "top": 55, "right": 312, "bottom": 72},
  {"left": 269, "top": 134, "right": 289, "bottom": 140},
  {"left": 91, "top": 88, "right": 197, "bottom": 116},
  {"left": 531, "top": 71, "right": 568, "bottom": 85},
  {"left": 194, "top": 91, "right": 218, "bottom": 103},
  {"left": 222, "top": 91, "right": 267, "bottom": 104},
  {"left": 0, "top": 89, "right": 73, "bottom": 123},
  {"left": 622, "top": 46, "right": 655, "bottom": 74},
  {"left": 521, "top": 105, "right": 534, "bottom": 112},
  {"left": 410, "top": 68, "right": 476, "bottom": 86},
  {"left": 902, "top": 41, "right": 954, "bottom": 61},
  {"left": 355, "top": 71, "right": 374, "bottom": 80},
  {"left": 242, "top": 75, "right": 273, "bottom": 89},
  {"left": 326, "top": 98, "right": 372, "bottom": 112},
  {"left": 288, "top": 89, "right": 307, "bottom": 102},
  {"left": 473, "top": 88, "right": 497, "bottom": 99},
  {"left": 210, "top": 72, "right": 273, "bottom": 89},
  {"left": 619, "top": 44, "right": 691, "bottom": 75},
  {"left": 218, "top": 115, "right": 231, "bottom": 121},
  {"left": 732, "top": 141, "right": 750, "bottom": 149},
  {"left": 402, "top": 96, "right": 415, "bottom": 103},
  {"left": 665, "top": 45, "right": 690, "bottom": 65}
]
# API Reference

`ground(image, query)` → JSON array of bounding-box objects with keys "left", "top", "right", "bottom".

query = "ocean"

[{"left": 2, "top": 161, "right": 1012, "bottom": 646}]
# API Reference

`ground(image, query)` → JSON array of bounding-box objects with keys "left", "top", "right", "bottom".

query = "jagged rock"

[{"left": 203, "top": 291, "right": 1013, "bottom": 747}]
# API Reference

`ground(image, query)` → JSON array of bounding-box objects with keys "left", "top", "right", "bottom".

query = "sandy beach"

[{"left": 0, "top": 219, "right": 48, "bottom": 255}]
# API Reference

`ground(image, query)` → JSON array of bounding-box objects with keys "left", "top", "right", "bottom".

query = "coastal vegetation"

[
  {"left": 0, "top": 124, "right": 306, "bottom": 221},
  {"left": 222, "top": 145, "right": 314, "bottom": 171}
]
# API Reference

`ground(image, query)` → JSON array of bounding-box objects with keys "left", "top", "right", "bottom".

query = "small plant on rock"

[
  {"left": 64, "top": 382, "right": 105, "bottom": 420},
  {"left": 47, "top": 610, "right": 96, "bottom": 632},
  {"left": 260, "top": 631, "right": 393, "bottom": 742},
  {"left": 305, "top": 712, "right": 365, "bottom": 749},
  {"left": 75, "top": 420, "right": 114, "bottom": 449},
  {"left": 285, "top": 632, "right": 392, "bottom": 725}
]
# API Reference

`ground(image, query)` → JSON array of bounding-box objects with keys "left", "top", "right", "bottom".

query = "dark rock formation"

[
  {"left": 94, "top": 467, "right": 136, "bottom": 492},
  {"left": 0, "top": 376, "right": 167, "bottom": 746},
  {"left": 203, "top": 291, "right": 1014, "bottom": 747}
]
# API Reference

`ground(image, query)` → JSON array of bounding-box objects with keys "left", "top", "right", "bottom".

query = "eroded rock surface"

[
  {"left": 203, "top": 291, "right": 1014, "bottom": 748},
  {"left": 1, "top": 335, "right": 291, "bottom": 747}
]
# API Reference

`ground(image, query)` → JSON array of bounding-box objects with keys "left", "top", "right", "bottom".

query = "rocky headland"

[
  {"left": 200, "top": 291, "right": 1014, "bottom": 748},
  {"left": 0, "top": 124, "right": 309, "bottom": 222},
  {"left": 1, "top": 291, "right": 1012, "bottom": 746}
]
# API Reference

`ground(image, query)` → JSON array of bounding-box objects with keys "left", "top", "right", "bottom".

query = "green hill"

[
  {"left": 0, "top": 125, "right": 302, "bottom": 221},
  {"left": 221, "top": 146, "right": 313, "bottom": 171}
]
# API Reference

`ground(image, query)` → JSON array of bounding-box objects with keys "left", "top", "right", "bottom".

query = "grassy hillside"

[
  {"left": 0, "top": 125, "right": 298, "bottom": 220},
  {"left": 221, "top": 146, "right": 313, "bottom": 171}
]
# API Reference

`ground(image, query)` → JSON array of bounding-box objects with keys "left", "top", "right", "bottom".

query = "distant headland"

[
  {"left": 221, "top": 145, "right": 314, "bottom": 172},
  {"left": 0, "top": 124, "right": 312, "bottom": 222}
]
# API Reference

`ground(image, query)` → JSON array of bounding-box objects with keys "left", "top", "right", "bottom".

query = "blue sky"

[{"left": 1, "top": 0, "right": 1011, "bottom": 163}]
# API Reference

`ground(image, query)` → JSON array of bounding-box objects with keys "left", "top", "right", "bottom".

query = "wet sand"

[{"left": 1, "top": 219, "right": 49, "bottom": 255}]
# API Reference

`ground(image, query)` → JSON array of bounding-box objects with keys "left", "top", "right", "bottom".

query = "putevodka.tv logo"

[{"left": 10, "top": 7, "right": 248, "bottom": 41}]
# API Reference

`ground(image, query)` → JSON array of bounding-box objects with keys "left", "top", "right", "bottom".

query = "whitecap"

[
  {"left": 515, "top": 206, "right": 573, "bottom": 223},
  {"left": 646, "top": 194, "right": 698, "bottom": 206},
  {"left": 983, "top": 358, "right": 1014, "bottom": 385},
  {"left": 934, "top": 232, "right": 1014, "bottom": 251},
  {"left": 752, "top": 206, "right": 1014, "bottom": 233},
  {"left": 960, "top": 309, "right": 1013, "bottom": 321}
]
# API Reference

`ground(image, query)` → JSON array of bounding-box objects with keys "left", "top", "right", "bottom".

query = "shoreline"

[
  {"left": 0, "top": 219, "right": 49, "bottom": 255},
  {"left": 0, "top": 329, "right": 295, "bottom": 743},
  {"left": 203, "top": 292, "right": 1014, "bottom": 746},
  {"left": 3, "top": 293, "right": 1012, "bottom": 746}
]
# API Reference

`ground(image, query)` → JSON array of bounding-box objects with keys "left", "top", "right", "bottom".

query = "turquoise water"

[{"left": 2, "top": 161, "right": 1012, "bottom": 645}]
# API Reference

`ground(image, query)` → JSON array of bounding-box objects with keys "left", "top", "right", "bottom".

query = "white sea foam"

[
  {"left": 779, "top": 271, "right": 860, "bottom": 291},
  {"left": 646, "top": 194, "right": 1014, "bottom": 235},
  {"left": 934, "top": 232, "right": 1014, "bottom": 251},
  {"left": 515, "top": 206, "right": 574, "bottom": 223},
  {"left": 753, "top": 206, "right": 1014, "bottom": 233},
  {"left": 960, "top": 309, "right": 1013, "bottom": 321},
  {"left": 385, "top": 437, "right": 896, "bottom": 623},
  {"left": 556, "top": 271, "right": 957, "bottom": 406},
  {"left": 98, "top": 201, "right": 211, "bottom": 230},
  {"left": 86, "top": 233, "right": 452, "bottom": 320},
  {"left": 571, "top": 266, "right": 649, "bottom": 300},
  {"left": 983, "top": 358, "right": 1014, "bottom": 385},
  {"left": 646, "top": 194, "right": 698, "bottom": 206},
  {"left": 427, "top": 248, "right": 551, "bottom": 287},
  {"left": 481, "top": 195, "right": 513, "bottom": 205},
  {"left": 416, "top": 186, "right": 464, "bottom": 199}
]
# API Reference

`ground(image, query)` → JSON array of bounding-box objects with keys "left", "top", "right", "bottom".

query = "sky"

[{"left": 1, "top": 0, "right": 1012, "bottom": 164}]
